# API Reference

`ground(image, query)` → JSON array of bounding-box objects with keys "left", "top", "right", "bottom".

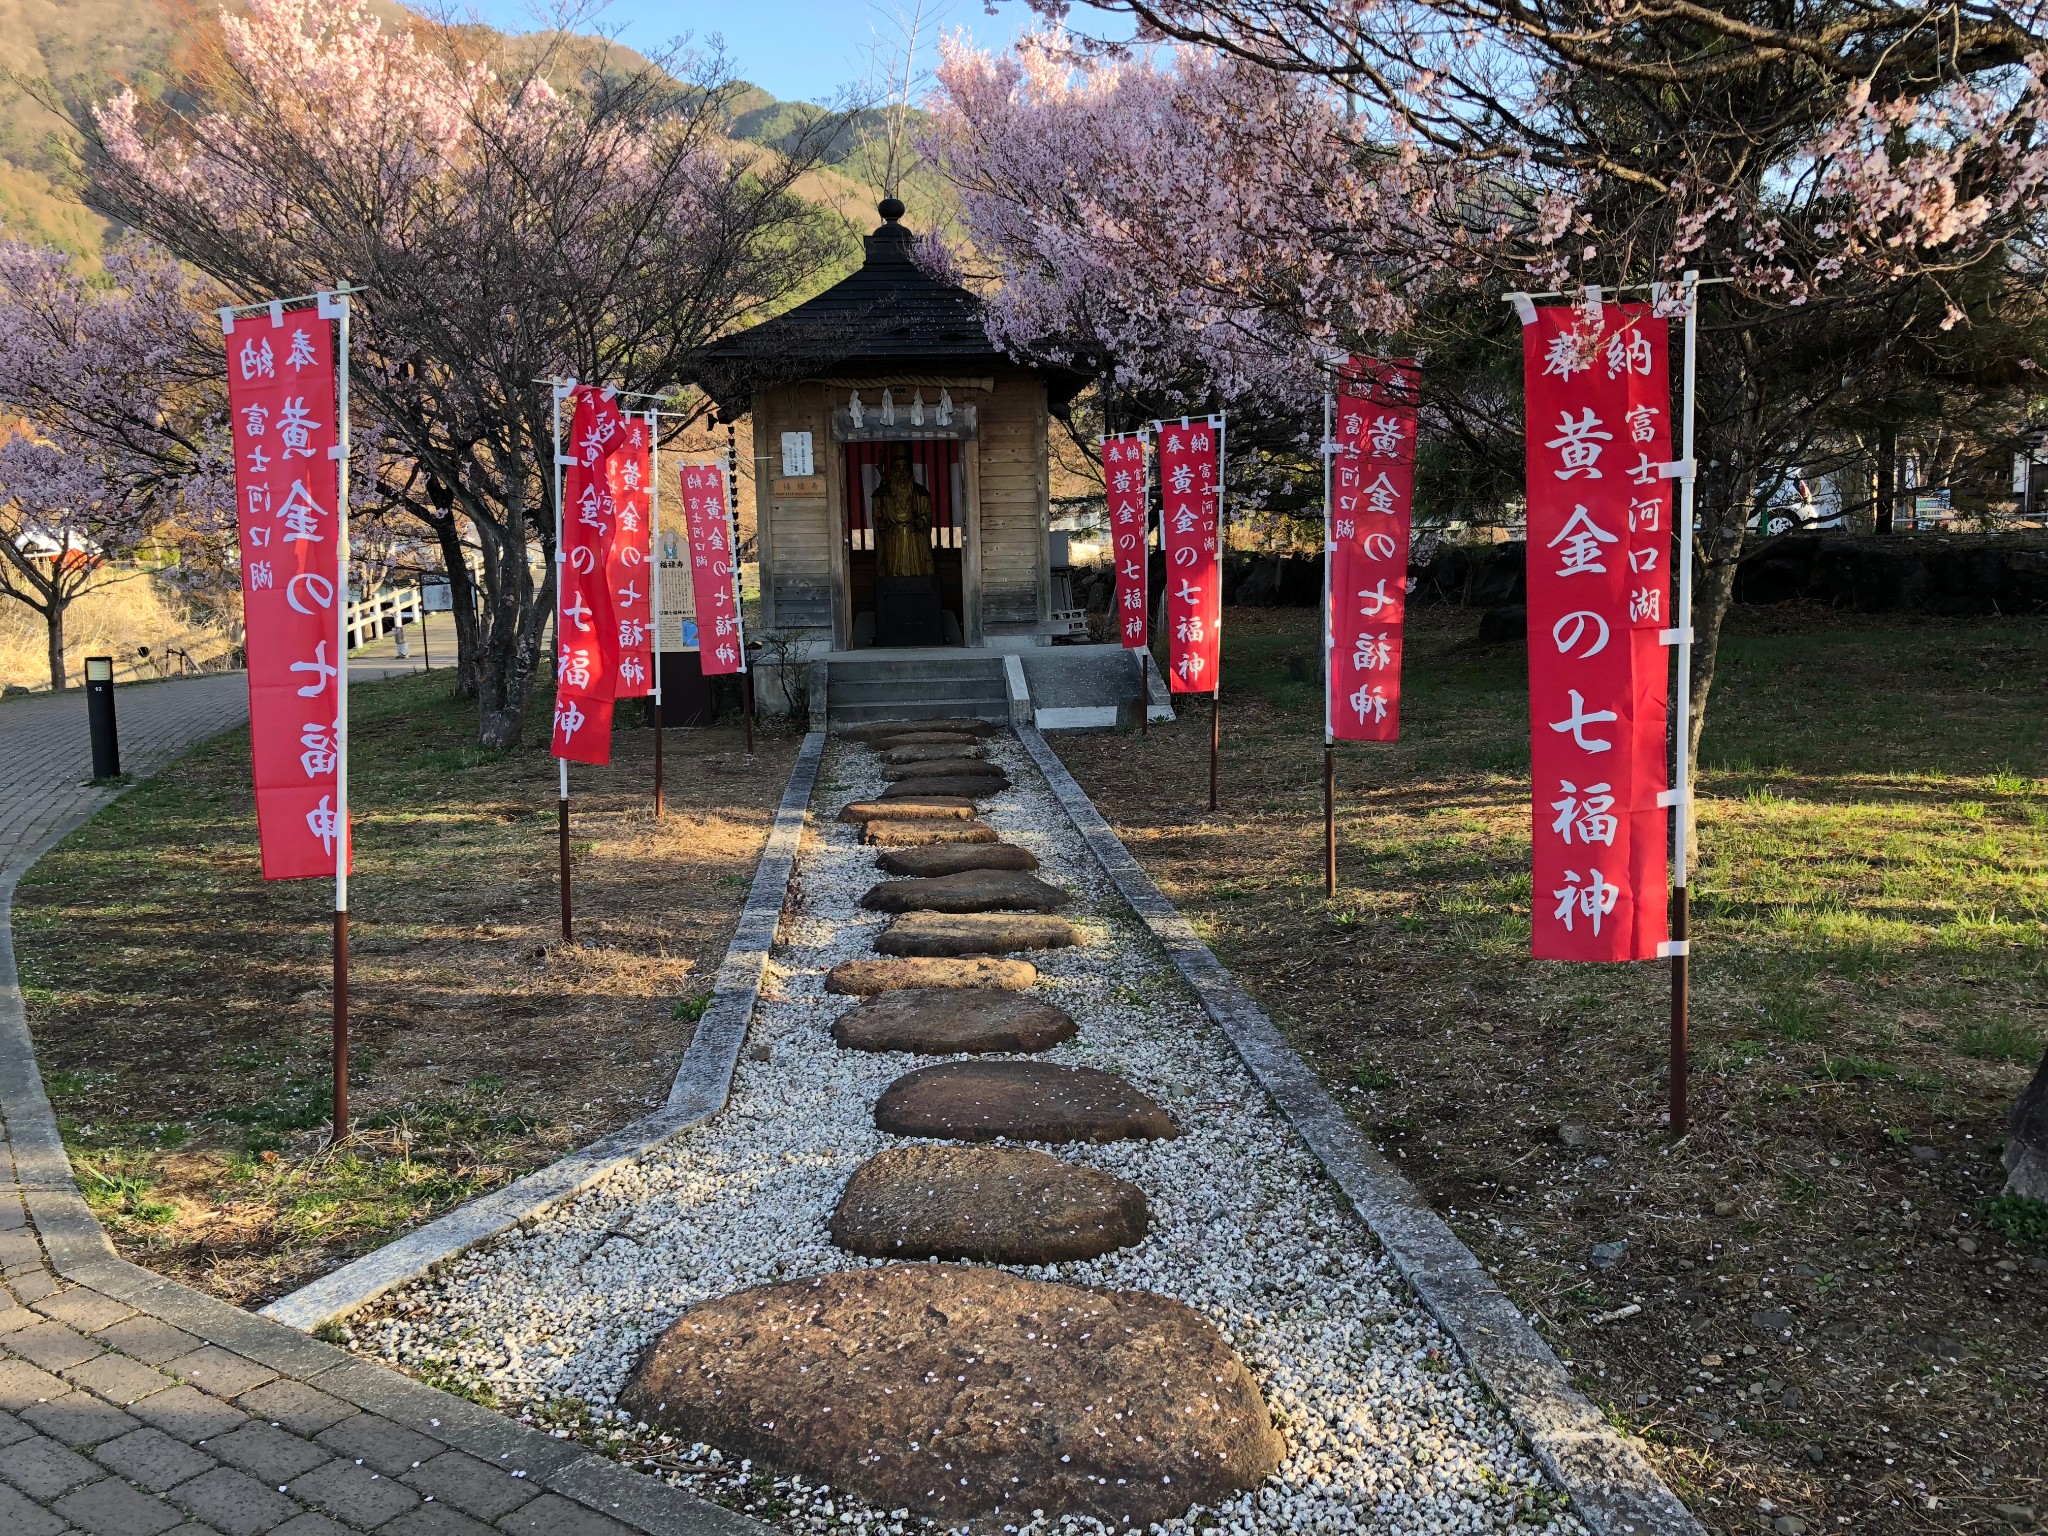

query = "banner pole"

[
  {"left": 1141, "top": 431, "right": 1152, "bottom": 738},
  {"left": 1210, "top": 413, "right": 1225, "bottom": 812},
  {"left": 1322, "top": 375, "right": 1336, "bottom": 896},
  {"left": 727, "top": 422, "right": 754, "bottom": 756},
  {"left": 552, "top": 381, "right": 573, "bottom": 945},
  {"left": 329, "top": 290, "right": 352, "bottom": 1148},
  {"left": 648, "top": 409, "right": 665, "bottom": 819},
  {"left": 1669, "top": 270, "right": 1701, "bottom": 1139}
]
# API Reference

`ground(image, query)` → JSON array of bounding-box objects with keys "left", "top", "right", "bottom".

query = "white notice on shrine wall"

[{"left": 780, "top": 431, "right": 814, "bottom": 477}]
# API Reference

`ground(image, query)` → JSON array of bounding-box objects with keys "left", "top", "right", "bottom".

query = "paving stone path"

[{"left": 0, "top": 673, "right": 761, "bottom": 1536}]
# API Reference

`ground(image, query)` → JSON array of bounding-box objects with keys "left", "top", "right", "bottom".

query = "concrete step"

[
  {"left": 829, "top": 678, "right": 1008, "bottom": 706},
  {"left": 828, "top": 658, "right": 1001, "bottom": 683},
  {"left": 830, "top": 698, "right": 1012, "bottom": 725}
]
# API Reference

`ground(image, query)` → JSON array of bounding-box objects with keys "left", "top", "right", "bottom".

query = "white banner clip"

[
  {"left": 1658, "top": 627, "right": 1693, "bottom": 646},
  {"left": 1656, "top": 788, "right": 1688, "bottom": 808},
  {"left": 1508, "top": 292, "right": 1538, "bottom": 325},
  {"left": 1658, "top": 458, "right": 1696, "bottom": 481},
  {"left": 554, "top": 454, "right": 577, "bottom": 468},
  {"left": 327, "top": 444, "right": 347, "bottom": 461},
  {"left": 1657, "top": 939, "right": 1691, "bottom": 958},
  {"left": 217, "top": 306, "right": 239, "bottom": 336},
  {"left": 267, "top": 300, "right": 285, "bottom": 328}
]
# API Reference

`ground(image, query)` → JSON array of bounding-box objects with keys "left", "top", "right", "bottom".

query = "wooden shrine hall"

[{"left": 695, "top": 199, "right": 1089, "bottom": 662}]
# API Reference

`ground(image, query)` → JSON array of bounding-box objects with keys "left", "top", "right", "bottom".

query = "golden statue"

[{"left": 872, "top": 443, "right": 935, "bottom": 578}]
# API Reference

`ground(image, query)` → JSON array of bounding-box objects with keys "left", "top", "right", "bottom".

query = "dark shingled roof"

[{"left": 693, "top": 202, "right": 1088, "bottom": 416}]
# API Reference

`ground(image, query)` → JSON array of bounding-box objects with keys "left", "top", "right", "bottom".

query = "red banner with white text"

[
  {"left": 1158, "top": 416, "right": 1223, "bottom": 692},
  {"left": 224, "top": 303, "right": 348, "bottom": 881},
  {"left": 608, "top": 414, "right": 655, "bottom": 698},
  {"left": 1328, "top": 358, "right": 1418, "bottom": 741},
  {"left": 553, "top": 385, "right": 624, "bottom": 763},
  {"left": 680, "top": 462, "right": 744, "bottom": 675},
  {"left": 1522, "top": 302, "right": 1672, "bottom": 961},
  {"left": 1102, "top": 432, "right": 1150, "bottom": 650}
]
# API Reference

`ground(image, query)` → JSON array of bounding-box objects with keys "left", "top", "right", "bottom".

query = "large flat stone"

[
  {"left": 874, "top": 1060, "right": 1179, "bottom": 1142},
  {"left": 875, "top": 912, "right": 1079, "bottom": 956},
  {"left": 830, "top": 1145, "right": 1147, "bottom": 1263},
  {"left": 878, "top": 776, "right": 1009, "bottom": 801},
  {"left": 877, "top": 842, "right": 1039, "bottom": 876},
  {"left": 831, "top": 989, "right": 1077, "bottom": 1054},
  {"left": 880, "top": 743, "right": 990, "bottom": 766},
  {"left": 861, "top": 870, "right": 1071, "bottom": 915},
  {"left": 840, "top": 797, "right": 976, "bottom": 823},
  {"left": 883, "top": 758, "right": 997, "bottom": 781},
  {"left": 861, "top": 819, "right": 999, "bottom": 847},
  {"left": 616, "top": 1264, "right": 1281, "bottom": 1527},
  {"left": 825, "top": 957, "right": 1038, "bottom": 995}
]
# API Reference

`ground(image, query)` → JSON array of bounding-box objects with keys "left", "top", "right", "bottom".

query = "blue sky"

[{"left": 460, "top": 0, "right": 1135, "bottom": 105}]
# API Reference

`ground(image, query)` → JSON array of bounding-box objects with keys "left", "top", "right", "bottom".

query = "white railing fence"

[{"left": 344, "top": 586, "right": 424, "bottom": 651}]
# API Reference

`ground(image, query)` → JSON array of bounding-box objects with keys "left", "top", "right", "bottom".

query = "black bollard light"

[{"left": 85, "top": 656, "right": 120, "bottom": 780}]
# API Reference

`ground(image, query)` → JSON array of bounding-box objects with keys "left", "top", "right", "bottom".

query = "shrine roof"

[{"left": 692, "top": 201, "right": 1088, "bottom": 416}]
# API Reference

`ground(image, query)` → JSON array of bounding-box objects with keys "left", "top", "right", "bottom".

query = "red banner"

[
  {"left": 609, "top": 414, "right": 654, "bottom": 698},
  {"left": 1158, "top": 415, "right": 1223, "bottom": 692},
  {"left": 554, "top": 385, "right": 624, "bottom": 763},
  {"left": 224, "top": 302, "right": 347, "bottom": 881},
  {"left": 1522, "top": 302, "right": 1672, "bottom": 961},
  {"left": 1102, "top": 432, "right": 1150, "bottom": 650},
  {"left": 680, "top": 461, "right": 744, "bottom": 675},
  {"left": 1329, "top": 358, "right": 1418, "bottom": 741}
]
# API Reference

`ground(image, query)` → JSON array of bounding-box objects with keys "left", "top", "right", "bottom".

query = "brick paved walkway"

[{"left": 0, "top": 675, "right": 763, "bottom": 1536}]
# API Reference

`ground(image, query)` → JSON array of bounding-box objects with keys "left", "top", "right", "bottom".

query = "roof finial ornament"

[{"left": 878, "top": 196, "right": 906, "bottom": 224}]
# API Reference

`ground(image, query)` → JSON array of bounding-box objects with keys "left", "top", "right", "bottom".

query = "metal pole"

[
  {"left": 727, "top": 422, "right": 754, "bottom": 756},
  {"left": 1322, "top": 377, "right": 1336, "bottom": 896},
  {"left": 648, "top": 409, "right": 665, "bottom": 819},
  {"left": 553, "top": 379, "right": 573, "bottom": 944},
  {"left": 1140, "top": 431, "right": 1152, "bottom": 738},
  {"left": 328, "top": 289, "right": 352, "bottom": 1147},
  {"left": 1669, "top": 270, "right": 1701, "bottom": 1139}
]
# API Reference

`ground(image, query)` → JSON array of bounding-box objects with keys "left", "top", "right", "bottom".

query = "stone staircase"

[{"left": 826, "top": 653, "right": 1012, "bottom": 727}]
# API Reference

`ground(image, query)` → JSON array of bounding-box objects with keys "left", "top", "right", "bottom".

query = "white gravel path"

[{"left": 348, "top": 735, "right": 1583, "bottom": 1536}]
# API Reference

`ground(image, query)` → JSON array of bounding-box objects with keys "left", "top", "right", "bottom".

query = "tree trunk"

[
  {"left": 425, "top": 509, "right": 480, "bottom": 701},
  {"left": 1874, "top": 426, "right": 1896, "bottom": 535},
  {"left": 45, "top": 599, "right": 66, "bottom": 691},
  {"left": 2006, "top": 1048, "right": 2048, "bottom": 1202}
]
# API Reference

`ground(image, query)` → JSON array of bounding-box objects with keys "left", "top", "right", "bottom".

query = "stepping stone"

[
  {"left": 840, "top": 797, "right": 976, "bottom": 823},
  {"left": 881, "top": 743, "right": 989, "bottom": 765},
  {"left": 875, "top": 912, "right": 1078, "bottom": 956},
  {"left": 877, "top": 842, "right": 1039, "bottom": 876},
  {"left": 878, "top": 776, "right": 1008, "bottom": 800},
  {"left": 867, "top": 730, "right": 986, "bottom": 749},
  {"left": 616, "top": 1264, "right": 1281, "bottom": 1528},
  {"left": 831, "top": 988, "right": 1077, "bottom": 1054},
  {"left": 826, "top": 956, "right": 1037, "bottom": 995},
  {"left": 883, "top": 757, "right": 997, "bottom": 781},
  {"left": 830, "top": 1145, "right": 1146, "bottom": 1262},
  {"left": 862, "top": 819, "right": 999, "bottom": 847},
  {"left": 842, "top": 718, "right": 999, "bottom": 742},
  {"left": 874, "top": 1060, "right": 1179, "bottom": 1142},
  {"left": 861, "top": 869, "right": 1070, "bottom": 915}
]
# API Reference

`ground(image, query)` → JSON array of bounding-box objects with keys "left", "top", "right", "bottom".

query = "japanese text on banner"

[
  {"left": 1101, "top": 432, "right": 1150, "bottom": 651},
  {"left": 224, "top": 306, "right": 347, "bottom": 881},
  {"left": 607, "top": 414, "right": 655, "bottom": 698},
  {"left": 680, "top": 462, "right": 745, "bottom": 675},
  {"left": 553, "top": 384, "right": 625, "bottom": 764},
  {"left": 1329, "top": 359, "right": 1418, "bottom": 742},
  {"left": 1521, "top": 303, "right": 1672, "bottom": 961},
  {"left": 1158, "top": 417, "right": 1223, "bottom": 693}
]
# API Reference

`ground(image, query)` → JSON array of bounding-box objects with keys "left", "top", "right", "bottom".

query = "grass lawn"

[
  {"left": 1056, "top": 602, "right": 2047, "bottom": 1536},
  {"left": 13, "top": 669, "right": 800, "bottom": 1306}
]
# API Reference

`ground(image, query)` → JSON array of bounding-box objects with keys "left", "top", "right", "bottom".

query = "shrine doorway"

[{"left": 843, "top": 438, "right": 966, "bottom": 647}]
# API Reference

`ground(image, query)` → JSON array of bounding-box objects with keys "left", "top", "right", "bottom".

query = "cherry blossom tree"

[
  {"left": 935, "top": 8, "right": 2048, "bottom": 765},
  {"left": 0, "top": 238, "right": 229, "bottom": 690},
  {"left": 85, "top": 0, "right": 845, "bottom": 747}
]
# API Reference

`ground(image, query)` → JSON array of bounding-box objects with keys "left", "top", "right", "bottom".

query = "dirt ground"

[
  {"left": 13, "top": 670, "right": 801, "bottom": 1307},
  {"left": 1055, "top": 604, "right": 2047, "bottom": 1536}
]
